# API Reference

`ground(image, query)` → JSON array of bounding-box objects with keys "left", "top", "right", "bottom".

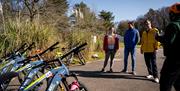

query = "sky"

[{"left": 68, "top": 0, "right": 179, "bottom": 22}]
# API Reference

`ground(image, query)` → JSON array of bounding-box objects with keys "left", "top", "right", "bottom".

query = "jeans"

[
  {"left": 144, "top": 52, "right": 158, "bottom": 78},
  {"left": 103, "top": 49, "right": 116, "bottom": 69},
  {"left": 123, "top": 47, "right": 136, "bottom": 71}
]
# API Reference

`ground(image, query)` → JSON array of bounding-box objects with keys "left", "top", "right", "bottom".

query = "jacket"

[
  {"left": 141, "top": 28, "right": 159, "bottom": 53},
  {"left": 103, "top": 34, "right": 119, "bottom": 52},
  {"left": 156, "top": 19, "right": 180, "bottom": 58},
  {"left": 124, "top": 28, "right": 140, "bottom": 49}
]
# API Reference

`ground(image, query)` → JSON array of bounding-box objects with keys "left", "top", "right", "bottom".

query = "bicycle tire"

[
  {"left": 56, "top": 81, "right": 68, "bottom": 91},
  {"left": 46, "top": 77, "right": 69, "bottom": 91},
  {"left": 0, "top": 72, "right": 19, "bottom": 90},
  {"left": 77, "top": 53, "right": 86, "bottom": 65},
  {"left": 78, "top": 81, "right": 88, "bottom": 91},
  {"left": 17, "top": 70, "right": 28, "bottom": 84},
  {"left": 61, "top": 78, "right": 88, "bottom": 91}
]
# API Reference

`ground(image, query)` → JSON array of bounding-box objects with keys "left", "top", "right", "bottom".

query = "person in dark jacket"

[
  {"left": 101, "top": 27, "right": 119, "bottom": 72},
  {"left": 156, "top": 2, "right": 180, "bottom": 91},
  {"left": 121, "top": 21, "right": 140, "bottom": 75}
]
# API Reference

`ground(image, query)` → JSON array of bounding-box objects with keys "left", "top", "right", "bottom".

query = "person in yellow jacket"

[{"left": 141, "top": 19, "right": 159, "bottom": 83}]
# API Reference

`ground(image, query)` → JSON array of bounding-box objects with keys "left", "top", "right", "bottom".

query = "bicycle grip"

[
  {"left": 39, "top": 42, "right": 59, "bottom": 56},
  {"left": 60, "top": 42, "right": 87, "bottom": 60}
]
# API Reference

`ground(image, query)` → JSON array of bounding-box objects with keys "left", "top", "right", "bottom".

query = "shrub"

[{"left": 0, "top": 19, "right": 58, "bottom": 59}]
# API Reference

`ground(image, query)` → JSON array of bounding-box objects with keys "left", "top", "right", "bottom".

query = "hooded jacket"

[{"left": 141, "top": 28, "right": 159, "bottom": 53}]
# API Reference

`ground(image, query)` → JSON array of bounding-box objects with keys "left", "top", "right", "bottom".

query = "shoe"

[
  {"left": 120, "top": 69, "right": 128, "bottom": 73},
  {"left": 101, "top": 68, "right": 105, "bottom": 72},
  {"left": 146, "top": 75, "right": 153, "bottom": 79},
  {"left": 109, "top": 68, "right": 113, "bottom": 72},
  {"left": 154, "top": 78, "right": 159, "bottom": 83},
  {"left": 130, "top": 71, "right": 136, "bottom": 75}
]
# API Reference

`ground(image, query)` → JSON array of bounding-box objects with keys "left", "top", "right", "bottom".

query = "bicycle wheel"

[
  {"left": 18, "top": 70, "right": 28, "bottom": 84},
  {"left": 61, "top": 77, "right": 88, "bottom": 91},
  {"left": 77, "top": 53, "right": 86, "bottom": 65},
  {"left": 78, "top": 81, "right": 88, "bottom": 91},
  {"left": 55, "top": 81, "right": 68, "bottom": 91},
  {"left": 46, "top": 77, "right": 68, "bottom": 91},
  {"left": 0, "top": 72, "right": 19, "bottom": 90}
]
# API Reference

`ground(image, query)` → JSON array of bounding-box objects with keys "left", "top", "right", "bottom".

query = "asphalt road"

[
  {"left": 7, "top": 48, "right": 176, "bottom": 91},
  {"left": 69, "top": 48, "right": 175, "bottom": 91}
]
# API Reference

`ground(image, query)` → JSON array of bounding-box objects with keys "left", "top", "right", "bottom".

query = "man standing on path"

[
  {"left": 101, "top": 27, "right": 119, "bottom": 72},
  {"left": 121, "top": 21, "right": 140, "bottom": 75},
  {"left": 140, "top": 20, "right": 159, "bottom": 83},
  {"left": 156, "top": 2, "right": 180, "bottom": 91}
]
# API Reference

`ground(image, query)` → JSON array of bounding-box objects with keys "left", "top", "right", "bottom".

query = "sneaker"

[
  {"left": 154, "top": 78, "right": 159, "bottom": 83},
  {"left": 146, "top": 75, "right": 153, "bottom": 79},
  {"left": 130, "top": 71, "right": 136, "bottom": 75},
  {"left": 101, "top": 68, "right": 105, "bottom": 72},
  {"left": 109, "top": 68, "right": 113, "bottom": 72},
  {"left": 120, "top": 69, "right": 128, "bottom": 73}
]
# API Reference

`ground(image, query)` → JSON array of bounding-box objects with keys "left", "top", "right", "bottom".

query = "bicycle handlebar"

[
  {"left": 14, "top": 43, "right": 28, "bottom": 54},
  {"left": 2, "top": 43, "right": 27, "bottom": 59},
  {"left": 38, "top": 42, "right": 59, "bottom": 56},
  {"left": 60, "top": 43, "right": 87, "bottom": 60},
  {"left": 20, "top": 42, "right": 35, "bottom": 55},
  {"left": 31, "top": 42, "right": 87, "bottom": 69},
  {"left": 17, "top": 42, "right": 59, "bottom": 64},
  {"left": 4, "top": 42, "right": 36, "bottom": 62}
]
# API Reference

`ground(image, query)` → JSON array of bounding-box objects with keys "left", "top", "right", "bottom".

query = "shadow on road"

[{"left": 70, "top": 70, "right": 154, "bottom": 82}]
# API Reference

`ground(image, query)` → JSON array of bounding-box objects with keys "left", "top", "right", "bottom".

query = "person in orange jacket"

[{"left": 101, "top": 27, "right": 119, "bottom": 72}]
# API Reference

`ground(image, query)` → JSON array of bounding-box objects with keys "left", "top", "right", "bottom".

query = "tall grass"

[
  {"left": 0, "top": 19, "right": 104, "bottom": 61},
  {"left": 64, "top": 28, "right": 104, "bottom": 60},
  {"left": 0, "top": 19, "right": 59, "bottom": 59}
]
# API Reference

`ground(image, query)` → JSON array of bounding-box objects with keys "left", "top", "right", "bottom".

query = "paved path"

[{"left": 69, "top": 48, "right": 175, "bottom": 91}]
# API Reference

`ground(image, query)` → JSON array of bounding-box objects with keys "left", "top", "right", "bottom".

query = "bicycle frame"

[
  {"left": 0, "top": 42, "right": 35, "bottom": 75},
  {"left": 18, "top": 59, "right": 45, "bottom": 90},
  {"left": 0, "top": 53, "right": 25, "bottom": 75},
  {"left": 17, "top": 42, "right": 60, "bottom": 90},
  {"left": 23, "top": 63, "right": 69, "bottom": 91},
  {"left": 22, "top": 43, "right": 87, "bottom": 91}
]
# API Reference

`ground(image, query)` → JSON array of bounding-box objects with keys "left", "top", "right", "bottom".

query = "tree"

[
  {"left": 135, "top": 7, "right": 169, "bottom": 35},
  {"left": 98, "top": 10, "right": 114, "bottom": 31},
  {"left": 116, "top": 20, "right": 129, "bottom": 36},
  {"left": 23, "top": 0, "right": 40, "bottom": 22},
  {"left": 39, "top": 0, "right": 69, "bottom": 30},
  {"left": 70, "top": 2, "right": 100, "bottom": 32}
]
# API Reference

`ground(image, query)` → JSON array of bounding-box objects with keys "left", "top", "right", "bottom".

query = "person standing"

[
  {"left": 121, "top": 21, "right": 140, "bottom": 75},
  {"left": 156, "top": 2, "right": 180, "bottom": 91},
  {"left": 140, "top": 20, "right": 159, "bottom": 83},
  {"left": 101, "top": 27, "right": 119, "bottom": 72}
]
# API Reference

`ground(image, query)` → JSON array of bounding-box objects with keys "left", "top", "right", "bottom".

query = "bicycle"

[
  {"left": 0, "top": 42, "right": 35, "bottom": 90},
  {"left": 0, "top": 42, "right": 60, "bottom": 91},
  {"left": 0, "top": 42, "right": 35, "bottom": 75},
  {"left": 16, "top": 42, "right": 60, "bottom": 90},
  {"left": 0, "top": 42, "right": 88, "bottom": 91},
  {"left": 20, "top": 43, "right": 88, "bottom": 91},
  {"left": 58, "top": 43, "right": 87, "bottom": 66}
]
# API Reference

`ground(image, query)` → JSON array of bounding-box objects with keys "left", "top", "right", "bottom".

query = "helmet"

[{"left": 169, "top": 2, "right": 180, "bottom": 14}]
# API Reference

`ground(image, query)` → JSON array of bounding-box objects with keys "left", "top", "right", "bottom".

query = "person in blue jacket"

[{"left": 121, "top": 21, "right": 140, "bottom": 75}]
